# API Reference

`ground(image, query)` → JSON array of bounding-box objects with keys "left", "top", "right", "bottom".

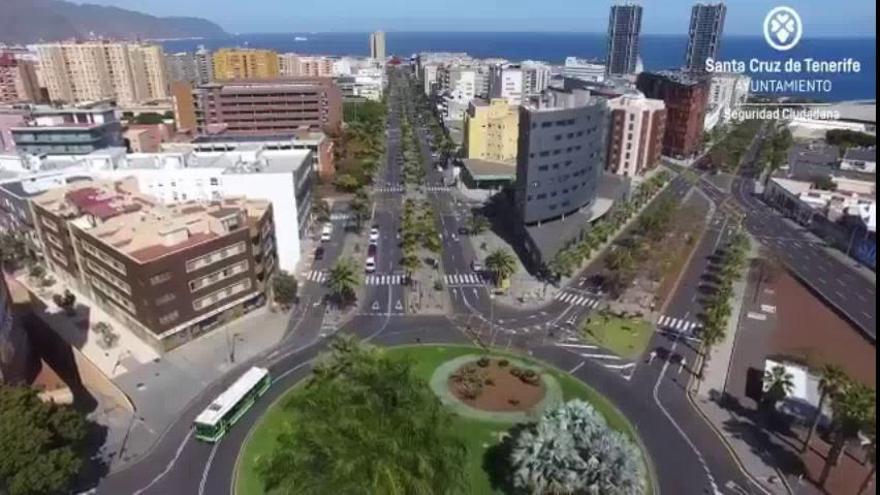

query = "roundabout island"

[{"left": 235, "top": 343, "right": 653, "bottom": 495}]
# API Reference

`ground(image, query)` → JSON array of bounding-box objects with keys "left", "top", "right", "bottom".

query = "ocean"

[{"left": 161, "top": 32, "right": 876, "bottom": 102}]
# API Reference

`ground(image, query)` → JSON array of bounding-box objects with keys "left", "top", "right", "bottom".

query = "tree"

[
  {"left": 350, "top": 189, "right": 371, "bottom": 230},
  {"left": 272, "top": 271, "right": 298, "bottom": 308},
  {"left": 802, "top": 364, "right": 848, "bottom": 452},
  {"left": 0, "top": 231, "right": 31, "bottom": 271},
  {"left": 326, "top": 258, "right": 359, "bottom": 305},
  {"left": 257, "top": 338, "right": 467, "bottom": 494},
  {"left": 313, "top": 199, "right": 331, "bottom": 223},
  {"left": 485, "top": 249, "right": 516, "bottom": 287},
  {"left": 762, "top": 365, "right": 795, "bottom": 413},
  {"left": 819, "top": 382, "right": 876, "bottom": 486},
  {"left": 605, "top": 246, "right": 635, "bottom": 274},
  {"left": 0, "top": 385, "right": 90, "bottom": 495},
  {"left": 334, "top": 173, "right": 361, "bottom": 193},
  {"left": 508, "top": 399, "right": 646, "bottom": 495},
  {"left": 130, "top": 112, "right": 165, "bottom": 125},
  {"left": 400, "top": 252, "right": 421, "bottom": 280},
  {"left": 467, "top": 214, "right": 490, "bottom": 236}
]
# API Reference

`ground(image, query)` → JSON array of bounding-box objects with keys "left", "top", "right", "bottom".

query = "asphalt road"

[{"left": 94, "top": 71, "right": 767, "bottom": 495}]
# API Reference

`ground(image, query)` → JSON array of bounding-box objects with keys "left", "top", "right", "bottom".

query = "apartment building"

[
  {"left": 370, "top": 31, "right": 386, "bottom": 61},
  {"left": 464, "top": 98, "right": 519, "bottom": 163},
  {"left": 606, "top": 94, "right": 666, "bottom": 177},
  {"left": 279, "top": 54, "right": 335, "bottom": 77},
  {"left": 36, "top": 42, "right": 168, "bottom": 104},
  {"left": 561, "top": 57, "right": 606, "bottom": 83},
  {"left": 606, "top": 3, "right": 643, "bottom": 76},
  {"left": 190, "top": 78, "right": 343, "bottom": 134},
  {"left": 10, "top": 102, "right": 124, "bottom": 155},
  {"left": 212, "top": 49, "right": 280, "bottom": 80},
  {"left": 0, "top": 273, "right": 31, "bottom": 384},
  {"left": 637, "top": 71, "right": 709, "bottom": 157},
  {"left": 30, "top": 177, "right": 276, "bottom": 351},
  {"left": 0, "top": 52, "right": 41, "bottom": 103},
  {"left": 685, "top": 2, "right": 727, "bottom": 71}
]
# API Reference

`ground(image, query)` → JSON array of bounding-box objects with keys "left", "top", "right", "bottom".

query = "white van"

[
  {"left": 320, "top": 223, "right": 333, "bottom": 242},
  {"left": 365, "top": 256, "right": 376, "bottom": 273}
]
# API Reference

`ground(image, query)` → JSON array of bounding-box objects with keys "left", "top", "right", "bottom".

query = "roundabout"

[{"left": 235, "top": 344, "right": 652, "bottom": 495}]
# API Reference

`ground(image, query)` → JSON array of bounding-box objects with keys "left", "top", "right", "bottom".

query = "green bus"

[{"left": 194, "top": 366, "right": 271, "bottom": 442}]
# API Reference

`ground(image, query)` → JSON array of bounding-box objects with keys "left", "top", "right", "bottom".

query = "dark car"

[
  {"left": 458, "top": 226, "right": 470, "bottom": 236},
  {"left": 314, "top": 246, "right": 325, "bottom": 260},
  {"left": 367, "top": 244, "right": 378, "bottom": 257}
]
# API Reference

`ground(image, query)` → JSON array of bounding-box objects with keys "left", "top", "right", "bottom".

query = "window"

[
  {"left": 156, "top": 293, "right": 176, "bottom": 306},
  {"left": 185, "top": 242, "right": 247, "bottom": 273},
  {"left": 209, "top": 177, "right": 219, "bottom": 186},
  {"left": 150, "top": 272, "right": 172, "bottom": 285},
  {"left": 85, "top": 259, "right": 131, "bottom": 295},
  {"left": 80, "top": 241, "right": 127, "bottom": 275},
  {"left": 159, "top": 311, "right": 179, "bottom": 325}
]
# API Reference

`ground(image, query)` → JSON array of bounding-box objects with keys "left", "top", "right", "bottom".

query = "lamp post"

[{"left": 488, "top": 292, "right": 496, "bottom": 347}]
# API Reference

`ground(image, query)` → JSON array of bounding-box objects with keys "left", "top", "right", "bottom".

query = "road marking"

[
  {"left": 198, "top": 442, "right": 220, "bottom": 495},
  {"left": 569, "top": 361, "right": 586, "bottom": 374},
  {"left": 577, "top": 353, "right": 621, "bottom": 361},
  {"left": 131, "top": 430, "right": 194, "bottom": 495},
  {"left": 555, "top": 343, "right": 598, "bottom": 350},
  {"left": 603, "top": 362, "right": 636, "bottom": 370}
]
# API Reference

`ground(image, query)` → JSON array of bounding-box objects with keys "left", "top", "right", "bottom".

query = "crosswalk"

[
  {"left": 657, "top": 315, "right": 700, "bottom": 334},
  {"left": 305, "top": 270, "right": 327, "bottom": 283},
  {"left": 365, "top": 274, "right": 408, "bottom": 285},
  {"left": 424, "top": 185, "right": 452, "bottom": 192},
  {"left": 375, "top": 186, "right": 405, "bottom": 193},
  {"left": 444, "top": 272, "right": 489, "bottom": 286},
  {"left": 329, "top": 213, "right": 351, "bottom": 221},
  {"left": 554, "top": 291, "right": 601, "bottom": 309}
]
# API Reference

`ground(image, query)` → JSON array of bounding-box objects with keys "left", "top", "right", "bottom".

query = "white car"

[
  {"left": 471, "top": 260, "right": 483, "bottom": 272},
  {"left": 365, "top": 257, "right": 376, "bottom": 273},
  {"left": 369, "top": 226, "right": 380, "bottom": 243},
  {"left": 320, "top": 223, "right": 333, "bottom": 242}
]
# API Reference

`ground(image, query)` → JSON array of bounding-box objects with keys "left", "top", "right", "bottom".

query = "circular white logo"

[{"left": 764, "top": 6, "right": 803, "bottom": 51}]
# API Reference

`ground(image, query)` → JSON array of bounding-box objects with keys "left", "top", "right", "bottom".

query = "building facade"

[
  {"left": 30, "top": 178, "right": 276, "bottom": 351},
  {"left": 464, "top": 98, "right": 519, "bottom": 163},
  {"left": 708, "top": 72, "right": 750, "bottom": 118},
  {"left": 369, "top": 31, "right": 386, "bottom": 61},
  {"left": 561, "top": 57, "right": 606, "bottom": 83},
  {"left": 36, "top": 42, "right": 168, "bottom": 104},
  {"left": 636, "top": 71, "right": 709, "bottom": 157},
  {"left": 190, "top": 78, "right": 343, "bottom": 135},
  {"left": 279, "top": 54, "right": 335, "bottom": 78},
  {"left": 11, "top": 102, "right": 124, "bottom": 155},
  {"left": 212, "top": 49, "right": 280, "bottom": 80},
  {"left": 0, "top": 52, "right": 41, "bottom": 103},
  {"left": 606, "top": 3, "right": 643, "bottom": 76},
  {"left": 515, "top": 89, "right": 608, "bottom": 225},
  {"left": 489, "top": 64, "right": 524, "bottom": 104},
  {"left": 606, "top": 94, "right": 666, "bottom": 177},
  {"left": 165, "top": 52, "right": 199, "bottom": 84},
  {"left": 685, "top": 2, "right": 727, "bottom": 71},
  {"left": 0, "top": 273, "right": 31, "bottom": 384}
]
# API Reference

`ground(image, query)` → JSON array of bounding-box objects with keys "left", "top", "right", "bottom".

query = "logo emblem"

[{"left": 764, "top": 6, "right": 803, "bottom": 51}]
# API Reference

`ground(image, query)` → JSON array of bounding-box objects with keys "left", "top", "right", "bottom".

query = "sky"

[{"left": 79, "top": 0, "right": 877, "bottom": 36}]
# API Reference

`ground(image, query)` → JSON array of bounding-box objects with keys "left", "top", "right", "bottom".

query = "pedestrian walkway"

[
  {"left": 365, "top": 273, "right": 408, "bottom": 285},
  {"left": 304, "top": 270, "right": 327, "bottom": 283},
  {"left": 374, "top": 186, "right": 405, "bottom": 193},
  {"left": 657, "top": 314, "right": 701, "bottom": 334},
  {"left": 329, "top": 212, "right": 351, "bottom": 221},
  {"left": 423, "top": 185, "right": 452, "bottom": 192},
  {"left": 444, "top": 272, "right": 489, "bottom": 286},
  {"left": 553, "top": 337, "right": 637, "bottom": 380},
  {"left": 554, "top": 291, "right": 601, "bottom": 309}
]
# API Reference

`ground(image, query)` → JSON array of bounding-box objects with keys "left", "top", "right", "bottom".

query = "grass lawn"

[
  {"left": 581, "top": 314, "right": 654, "bottom": 360},
  {"left": 235, "top": 344, "right": 648, "bottom": 495}
]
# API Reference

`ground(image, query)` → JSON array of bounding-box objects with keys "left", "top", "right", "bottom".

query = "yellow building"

[
  {"left": 464, "top": 98, "right": 520, "bottom": 163},
  {"left": 212, "top": 49, "right": 280, "bottom": 80}
]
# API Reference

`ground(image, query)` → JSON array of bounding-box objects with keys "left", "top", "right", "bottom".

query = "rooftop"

[
  {"left": 844, "top": 147, "right": 876, "bottom": 162},
  {"left": 461, "top": 158, "right": 516, "bottom": 179},
  {"left": 32, "top": 177, "right": 269, "bottom": 263},
  {"left": 644, "top": 70, "right": 709, "bottom": 86}
]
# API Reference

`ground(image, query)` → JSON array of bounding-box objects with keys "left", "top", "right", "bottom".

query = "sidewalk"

[{"left": 690, "top": 240, "right": 793, "bottom": 495}]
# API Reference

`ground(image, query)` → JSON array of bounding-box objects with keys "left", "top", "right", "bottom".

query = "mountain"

[{"left": 0, "top": 0, "right": 228, "bottom": 44}]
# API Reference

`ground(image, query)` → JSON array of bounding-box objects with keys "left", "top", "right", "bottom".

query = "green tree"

[
  {"left": 257, "top": 338, "right": 467, "bottom": 495},
  {"left": 0, "top": 231, "right": 32, "bottom": 271},
  {"left": 272, "top": 271, "right": 298, "bottom": 308},
  {"left": 467, "top": 214, "right": 490, "bottom": 236},
  {"left": 0, "top": 385, "right": 90, "bottom": 495},
  {"left": 485, "top": 249, "right": 516, "bottom": 287},
  {"left": 509, "top": 399, "right": 646, "bottom": 494},
  {"left": 400, "top": 252, "right": 421, "bottom": 280},
  {"left": 803, "top": 364, "right": 848, "bottom": 452},
  {"left": 350, "top": 189, "right": 371, "bottom": 231},
  {"left": 762, "top": 365, "right": 795, "bottom": 413},
  {"left": 334, "top": 173, "right": 361, "bottom": 193},
  {"left": 819, "top": 381, "right": 876, "bottom": 486},
  {"left": 312, "top": 199, "right": 331, "bottom": 223},
  {"left": 326, "top": 258, "right": 359, "bottom": 305},
  {"left": 130, "top": 112, "right": 165, "bottom": 125}
]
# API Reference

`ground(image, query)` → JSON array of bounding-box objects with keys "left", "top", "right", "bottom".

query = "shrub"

[
  {"left": 509, "top": 367, "right": 523, "bottom": 379},
  {"left": 498, "top": 359, "right": 509, "bottom": 367},
  {"left": 476, "top": 357, "right": 490, "bottom": 368}
]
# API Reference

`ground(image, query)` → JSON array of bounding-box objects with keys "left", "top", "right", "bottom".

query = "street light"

[{"left": 488, "top": 292, "right": 496, "bottom": 347}]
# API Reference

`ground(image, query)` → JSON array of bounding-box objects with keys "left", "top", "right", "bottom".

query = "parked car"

[
  {"left": 471, "top": 260, "right": 483, "bottom": 272},
  {"left": 365, "top": 256, "right": 376, "bottom": 273},
  {"left": 314, "top": 246, "right": 325, "bottom": 260},
  {"left": 320, "top": 223, "right": 333, "bottom": 242},
  {"left": 369, "top": 225, "right": 380, "bottom": 243}
]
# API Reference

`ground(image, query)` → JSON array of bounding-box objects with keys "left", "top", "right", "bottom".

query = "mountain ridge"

[{"left": 0, "top": 0, "right": 228, "bottom": 44}]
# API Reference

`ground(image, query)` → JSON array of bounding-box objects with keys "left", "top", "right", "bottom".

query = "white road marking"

[
  {"left": 131, "top": 430, "right": 194, "bottom": 495},
  {"left": 569, "top": 361, "right": 586, "bottom": 373}
]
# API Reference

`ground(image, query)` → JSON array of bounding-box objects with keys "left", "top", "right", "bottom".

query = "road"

[{"left": 95, "top": 69, "right": 767, "bottom": 495}]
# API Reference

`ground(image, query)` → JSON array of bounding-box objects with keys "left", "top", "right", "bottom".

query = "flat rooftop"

[
  {"left": 32, "top": 177, "right": 269, "bottom": 263},
  {"left": 461, "top": 158, "right": 516, "bottom": 179}
]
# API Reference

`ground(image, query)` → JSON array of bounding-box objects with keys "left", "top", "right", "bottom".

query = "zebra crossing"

[
  {"left": 444, "top": 272, "right": 489, "bottom": 286},
  {"left": 657, "top": 315, "right": 700, "bottom": 334},
  {"left": 365, "top": 274, "right": 408, "bottom": 285},
  {"left": 554, "top": 338, "right": 636, "bottom": 380},
  {"left": 424, "top": 185, "right": 452, "bottom": 192},
  {"left": 329, "top": 213, "right": 351, "bottom": 221},
  {"left": 554, "top": 291, "right": 601, "bottom": 309},
  {"left": 305, "top": 270, "right": 328, "bottom": 283},
  {"left": 374, "top": 185, "right": 405, "bottom": 193}
]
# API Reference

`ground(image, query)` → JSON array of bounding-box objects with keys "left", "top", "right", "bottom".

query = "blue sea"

[{"left": 162, "top": 32, "right": 876, "bottom": 102}]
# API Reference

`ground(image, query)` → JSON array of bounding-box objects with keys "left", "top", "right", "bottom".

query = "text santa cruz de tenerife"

[{"left": 706, "top": 56, "right": 862, "bottom": 95}]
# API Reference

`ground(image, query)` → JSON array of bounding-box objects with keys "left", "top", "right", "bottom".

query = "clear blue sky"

[{"left": 81, "top": 0, "right": 876, "bottom": 36}]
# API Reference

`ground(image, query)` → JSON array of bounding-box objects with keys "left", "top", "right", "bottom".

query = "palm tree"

[
  {"left": 485, "top": 249, "right": 516, "bottom": 288},
  {"left": 762, "top": 364, "right": 795, "bottom": 413},
  {"left": 802, "top": 364, "right": 848, "bottom": 452},
  {"left": 400, "top": 252, "right": 421, "bottom": 280},
  {"left": 327, "top": 258, "right": 359, "bottom": 305},
  {"left": 819, "top": 382, "right": 876, "bottom": 486}
]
